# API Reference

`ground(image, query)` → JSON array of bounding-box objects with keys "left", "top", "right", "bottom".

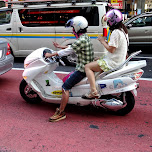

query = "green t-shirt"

[{"left": 71, "top": 34, "right": 94, "bottom": 72}]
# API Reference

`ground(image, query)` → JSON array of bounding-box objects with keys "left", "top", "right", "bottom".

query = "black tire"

[
  {"left": 114, "top": 91, "right": 135, "bottom": 116},
  {"left": 19, "top": 79, "right": 42, "bottom": 104}
]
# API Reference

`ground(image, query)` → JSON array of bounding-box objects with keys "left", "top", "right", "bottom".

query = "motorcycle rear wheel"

[
  {"left": 114, "top": 91, "right": 135, "bottom": 116},
  {"left": 19, "top": 79, "right": 42, "bottom": 104}
]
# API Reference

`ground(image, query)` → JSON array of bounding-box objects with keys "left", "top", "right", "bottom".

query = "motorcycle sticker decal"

[
  {"left": 113, "top": 79, "right": 127, "bottom": 89},
  {"left": 52, "top": 90, "right": 62, "bottom": 95},
  {"left": 46, "top": 80, "right": 50, "bottom": 86},
  {"left": 99, "top": 84, "right": 107, "bottom": 89}
]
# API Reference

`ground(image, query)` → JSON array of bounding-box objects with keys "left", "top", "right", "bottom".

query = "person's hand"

[
  {"left": 97, "top": 35, "right": 106, "bottom": 44},
  {"left": 53, "top": 42, "right": 60, "bottom": 48},
  {"left": 94, "top": 57, "right": 100, "bottom": 61},
  {"left": 45, "top": 53, "right": 52, "bottom": 58}
]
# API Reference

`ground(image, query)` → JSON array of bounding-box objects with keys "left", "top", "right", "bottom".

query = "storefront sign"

[
  {"left": 111, "top": 0, "right": 123, "bottom": 9},
  {"left": 111, "top": 0, "right": 122, "bottom": 3},
  {"left": 111, "top": 0, "right": 117, "bottom": 3}
]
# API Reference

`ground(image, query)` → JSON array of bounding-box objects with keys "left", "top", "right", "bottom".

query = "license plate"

[{"left": 0, "top": 50, "right": 2, "bottom": 58}]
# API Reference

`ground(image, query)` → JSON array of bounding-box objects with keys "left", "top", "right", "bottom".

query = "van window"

[
  {"left": 0, "top": 10, "right": 12, "bottom": 25},
  {"left": 18, "top": 6, "right": 99, "bottom": 27}
]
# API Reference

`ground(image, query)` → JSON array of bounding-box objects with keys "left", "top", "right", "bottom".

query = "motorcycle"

[{"left": 19, "top": 47, "right": 146, "bottom": 116}]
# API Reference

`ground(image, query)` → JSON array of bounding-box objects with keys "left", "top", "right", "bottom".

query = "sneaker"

[
  {"left": 82, "top": 90, "right": 100, "bottom": 99},
  {"left": 49, "top": 109, "right": 66, "bottom": 122},
  {"left": 51, "top": 108, "right": 60, "bottom": 118}
]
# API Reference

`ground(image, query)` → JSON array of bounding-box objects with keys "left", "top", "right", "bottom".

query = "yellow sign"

[
  {"left": 111, "top": 0, "right": 117, "bottom": 3},
  {"left": 52, "top": 90, "right": 62, "bottom": 95}
]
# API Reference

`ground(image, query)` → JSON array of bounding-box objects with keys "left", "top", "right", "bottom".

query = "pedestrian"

[
  {"left": 82, "top": 9, "right": 129, "bottom": 99},
  {"left": 45, "top": 16, "right": 94, "bottom": 122}
]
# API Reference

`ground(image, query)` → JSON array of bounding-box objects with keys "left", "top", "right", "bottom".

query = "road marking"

[
  {"left": 13, "top": 68, "right": 24, "bottom": 70},
  {"left": 139, "top": 78, "right": 152, "bottom": 81},
  {"left": 134, "top": 56, "right": 152, "bottom": 59},
  {"left": 12, "top": 68, "right": 69, "bottom": 74}
]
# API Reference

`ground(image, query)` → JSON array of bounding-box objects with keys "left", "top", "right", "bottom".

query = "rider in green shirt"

[{"left": 45, "top": 16, "right": 94, "bottom": 122}]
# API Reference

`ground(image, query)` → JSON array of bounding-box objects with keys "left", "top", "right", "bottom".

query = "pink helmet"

[{"left": 105, "top": 9, "right": 123, "bottom": 27}]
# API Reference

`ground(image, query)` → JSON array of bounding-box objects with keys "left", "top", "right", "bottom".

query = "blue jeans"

[{"left": 62, "top": 70, "right": 86, "bottom": 90}]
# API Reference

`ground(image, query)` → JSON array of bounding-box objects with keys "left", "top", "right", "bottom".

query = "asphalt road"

[
  {"left": 0, "top": 69, "right": 151, "bottom": 152},
  {"left": 2, "top": 49, "right": 152, "bottom": 151}
]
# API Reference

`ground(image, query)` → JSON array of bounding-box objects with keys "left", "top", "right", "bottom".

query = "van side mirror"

[{"left": 127, "top": 24, "right": 132, "bottom": 29}]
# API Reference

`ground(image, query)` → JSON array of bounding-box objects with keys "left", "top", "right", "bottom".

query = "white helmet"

[{"left": 65, "top": 16, "right": 88, "bottom": 33}]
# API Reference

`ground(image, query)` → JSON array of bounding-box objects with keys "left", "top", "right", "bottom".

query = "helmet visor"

[{"left": 65, "top": 19, "right": 74, "bottom": 28}]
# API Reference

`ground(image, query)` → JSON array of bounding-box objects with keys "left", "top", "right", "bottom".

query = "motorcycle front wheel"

[
  {"left": 19, "top": 79, "right": 42, "bottom": 104},
  {"left": 114, "top": 91, "right": 135, "bottom": 116}
]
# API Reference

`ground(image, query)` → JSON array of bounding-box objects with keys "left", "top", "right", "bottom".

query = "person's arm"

[
  {"left": 53, "top": 42, "right": 68, "bottom": 49},
  {"left": 98, "top": 35, "right": 116, "bottom": 53},
  {"left": 45, "top": 45, "right": 74, "bottom": 58},
  {"left": 45, "top": 52, "right": 58, "bottom": 58}
]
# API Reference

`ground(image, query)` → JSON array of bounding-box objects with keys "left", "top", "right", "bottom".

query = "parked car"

[
  {"left": 0, "top": 0, "right": 111, "bottom": 65},
  {"left": 0, "top": 41, "right": 14, "bottom": 75},
  {"left": 124, "top": 12, "right": 152, "bottom": 51}
]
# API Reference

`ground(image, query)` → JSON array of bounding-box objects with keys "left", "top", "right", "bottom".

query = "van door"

[
  {"left": 0, "top": 9, "right": 13, "bottom": 45},
  {"left": 16, "top": 8, "right": 56, "bottom": 57}
]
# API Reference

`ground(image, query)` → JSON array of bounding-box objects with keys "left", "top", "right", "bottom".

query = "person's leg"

[
  {"left": 49, "top": 71, "right": 86, "bottom": 122},
  {"left": 59, "top": 71, "right": 85, "bottom": 112},
  {"left": 59, "top": 89, "right": 69, "bottom": 112},
  {"left": 85, "top": 61, "right": 103, "bottom": 93},
  {"left": 49, "top": 89, "right": 69, "bottom": 122}
]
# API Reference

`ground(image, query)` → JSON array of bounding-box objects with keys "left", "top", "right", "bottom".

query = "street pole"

[
  {"left": 125, "top": 0, "right": 127, "bottom": 14},
  {"left": 132, "top": 0, "right": 135, "bottom": 16},
  {"left": 137, "top": 0, "right": 145, "bottom": 14}
]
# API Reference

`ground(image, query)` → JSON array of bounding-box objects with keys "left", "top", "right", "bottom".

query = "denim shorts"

[{"left": 62, "top": 70, "right": 86, "bottom": 90}]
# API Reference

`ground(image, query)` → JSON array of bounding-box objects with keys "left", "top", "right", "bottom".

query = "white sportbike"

[{"left": 19, "top": 48, "right": 146, "bottom": 116}]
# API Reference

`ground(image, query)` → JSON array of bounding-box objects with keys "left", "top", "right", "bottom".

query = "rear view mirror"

[{"left": 127, "top": 24, "right": 132, "bottom": 29}]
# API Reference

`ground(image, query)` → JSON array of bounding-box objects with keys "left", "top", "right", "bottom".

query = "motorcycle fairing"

[{"left": 96, "top": 77, "right": 137, "bottom": 95}]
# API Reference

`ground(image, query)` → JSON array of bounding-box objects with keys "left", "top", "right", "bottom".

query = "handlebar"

[
  {"left": 43, "top": 48, "right": 65, "bottom": 66},
  {"left": 44, "top": 55, "right": 65, "bottom": 66}
]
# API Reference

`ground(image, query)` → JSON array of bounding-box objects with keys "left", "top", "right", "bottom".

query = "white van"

[{"left": 0, "top": 0, "right": 110, "bottom": 65}]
